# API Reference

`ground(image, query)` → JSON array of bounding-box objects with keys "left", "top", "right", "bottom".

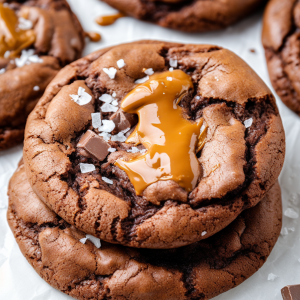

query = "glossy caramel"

[
  {"left": 86, "top": 31, "right": 101, "bottom": 42},
  {"left": 115, "top": 70, "right": 203, "bottom": 195},
  {"left": 95, "top": 13, "right": 125, "bottom": 26},
  {"left": 0, "top": 4, "right": 35, "bottom": 58}
]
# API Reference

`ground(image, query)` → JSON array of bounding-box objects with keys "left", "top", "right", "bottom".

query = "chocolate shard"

[
  {"left": 110, "top": 109, "right": 138, "bottom": 133},
  {"left": 281, "top": 285, "right": 300, "bottom": 300},
  {"left": 77, "top": 130, "right": 110, "bottom": 161}
]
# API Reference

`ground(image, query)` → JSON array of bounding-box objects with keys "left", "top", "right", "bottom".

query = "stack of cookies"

[{"left": 7, "top": 41, "right": 285, "bottom": 299}]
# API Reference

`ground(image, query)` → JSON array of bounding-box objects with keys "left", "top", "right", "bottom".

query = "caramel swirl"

[
  {"left": 95, "top": 13, "right": 125, "bottom": 26},
  {"left": 0, "top": 3, "right": 35, "bottom": 58},
  {"left": 115, "top": 70, "right": 203, "bottom": 195}
]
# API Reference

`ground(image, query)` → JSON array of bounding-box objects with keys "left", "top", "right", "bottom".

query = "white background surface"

[{"left": 0, "top": 0, "right": 300, "bottom": 299}]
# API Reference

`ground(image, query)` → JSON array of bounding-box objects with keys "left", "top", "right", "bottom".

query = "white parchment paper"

[{"left": 1, "top": 0, "right": 300, "bottom": 299}]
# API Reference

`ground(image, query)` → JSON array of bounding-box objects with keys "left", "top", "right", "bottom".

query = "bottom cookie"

[{"left": 7, "top": 165, "right": 282, "bottom": 300}]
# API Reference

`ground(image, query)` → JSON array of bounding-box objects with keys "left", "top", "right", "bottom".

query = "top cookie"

[
  {"left": 24, "top": 41, "right": 285, "bottom": 249},
  {"left": 101, "top": 0, "right": 266, "bottom": 32},
  {"left": 262, "top": 0, "right": 300, "bottom": 115},
  {"left": 0, "top": 0, "right": 85, "bottom": 150}
]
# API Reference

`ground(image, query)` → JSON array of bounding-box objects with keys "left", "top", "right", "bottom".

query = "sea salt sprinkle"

[
  {"left": 99, "top": 94, "right": 113, "bottom": 103},
  {"left": 101, "top": 102, "right": 118, "bottom": 113},
  {"left": 111, "top": 100, "right": 118, "bottom": 106},
  {"left": 0, "top": 68, "right": 5, "bottom": 74},
  {"left": 99, "top": 93, "right": 118, "bottom": 112},
  {"left": 33, "top": 86, "right": 40, "bottom": 91},
  {"left": 127, "top": 147, "right": 140, "bottom": 153},
  {"left": 102, "top": 177, "right": 113, "bottom": 184},
  {"left": 92, "top": 112, "right": 102, "bottom": 129},
  {"left": 244, "top": 118, "right": 253, "bottom": 128},
  {"left": 135, "top": 76, "right": 149, "bottom": 84},
  {"left": 167, "top": 77, "right": 172, "bottom": 81},
  {"left": 98, "top": 120, "right": 115, "bottom": 133},
  {"left": 201, "top": 231, "right": 207, "bottom": 236},
  {"left": 267, "top": 273, "right": 278, "bottom": 281},
  {"left": 144, "top": 68, "right": 154, "bottom": 76},
  {"left": 169, "top": 67, "right": 174, "bottom": 72},
  {"left": 80, "top": 235, "right": 101, "bottom": 248},
  {"left": 281, "top": 227, "right": 289, "bottom": 236},
  {"left": 103, "top": 67, "right": 117, "bottom": 79},
  {"left": 284, "top": 208, "right": 299, "bottom": 219},
  {"left": 70, "top": 87, "right": 92, "bottom": 106},
  {"left": 99, "top": 132, "right": 111, "bottom": 142},
  {"left": 112, "top": 91, "right": 117, "bottom": 97},
  {"left": 111, "top": 131, "right": 127, "bottom": 142},
  {"left": 169, "top": 58, "right": 178, "bottom": 68},
  {"left": 4, "top": 50, "right": 10, "bottom": 58},
  {"left": 108, "top": 147, "right": 116, "bottom": 152},
  {"left": 117, "top": 59, "right": 126, "bottom": 69},
  {"left": 80, "top": 163, "right": 95, "bottom": 173},
  {"left": 15, "top": 49, "right": 43, "bottom": 68},
  {"left": 18, "top": 17, "right": 33, "bottom": 30}
]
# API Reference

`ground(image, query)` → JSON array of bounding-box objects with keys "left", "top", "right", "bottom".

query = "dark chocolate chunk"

[
  {"left": 77, "top": 130, "right": 110, "bottom": 161},
  {"left": 282, "top": 285, "right": 300, "bottom": 300},
  {"left": 110, "top": 109, "right": 138, "bottom": 133}
]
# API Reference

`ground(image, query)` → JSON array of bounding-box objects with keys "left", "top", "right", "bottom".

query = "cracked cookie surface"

[
  {"left": 7, "top": 164, "right": 282, "bottom": 300},
  {"left": 23, "top": 41, "right": 285, "bottom": 249},
  {"left": 262, "top": 0, "right": 300, "bottom": 115},
  {"left": 0, "top": 0, "right": 85, "bottom": 150},
  {"left": 101, "top": 0, "right": 267, "bottom": 32}
]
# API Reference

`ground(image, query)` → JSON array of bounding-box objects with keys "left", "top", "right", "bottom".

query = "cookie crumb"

[
  {"left": 80, "top": 163, "right": 96, "bottom": 173},
  {"left": 102, "top": 177, "right": 113, "bottom": 184},
  {"left": 135, "top": 76, "right": 149, "bottom": 84},
  {"left": 103, "top": 67, "right": 117, "bottom": 79},
  {"left": 249, "top": 49, "right": 256, "bottom": 53},
  {"left": 117, "top": 59, "right": 126, "bottom": 69}
]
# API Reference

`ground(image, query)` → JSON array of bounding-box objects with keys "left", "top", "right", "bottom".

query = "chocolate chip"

[
  {"left": 110, "top": 109, "right": 138, "bottom": 133},
  {"left": 77, "top": 130, "right": 110, "bottom": 161},
  {"left": 281, "top": 285, "right": 300, "bottom": 300}
]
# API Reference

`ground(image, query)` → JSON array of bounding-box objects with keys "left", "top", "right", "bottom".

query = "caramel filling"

[
  {"left": 95, "top": 13, "right": 125, "bottom": 26},
  {"left": 115, "top": 70, "right": 204, "bottom": 195},
  {"left": 0, "top": 4, "right": 35, "bottom": 58}
]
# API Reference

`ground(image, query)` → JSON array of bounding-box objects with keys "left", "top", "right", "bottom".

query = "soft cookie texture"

[
  {"left": 23, "top": 41, "right": 285, "bottom": 249},
  {"left": 0, "top": 0, "right": 85, "bottom": 150},
  {"left": 262, "top": 0, "right": 300, "bottom": 115},
  {"left": 101, "top": 0, "right": 267, "bottom": 32},
  {"left": 7, "top": 164, "right": 282, "bottom": 300}
]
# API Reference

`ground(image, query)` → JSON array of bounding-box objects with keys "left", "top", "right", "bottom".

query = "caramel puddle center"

[
  {"left": 115, "top": 70, "right": 203, "bottom": 195},
  {"left": 0, "top": 3, "right": 35, "bottom": 58}
]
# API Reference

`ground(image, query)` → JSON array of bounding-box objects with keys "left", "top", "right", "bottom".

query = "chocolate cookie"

[
  {"left": 101, "top": 0, "right": 266, "bottom": 32},
  {"left": 7, "top": 164, "right": 282, "bottom": 300},
  {"left": 23, "top": 41, "right": 285, "bottom": 249},
  {"left": 0, "top": 0, "right": 85, "bottom": 150},
  {"left": 262, "top": 0, "right": 300, "bottom": 115}
]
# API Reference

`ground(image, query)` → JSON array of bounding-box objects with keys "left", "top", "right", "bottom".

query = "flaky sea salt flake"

[
  {"left": 70, "top": 87, "right": 92, "bottom": 106},
  {"left": 112, "top": 91, "right": 117, "bottom": 97},
  {"left": 169, "top": 58, "right": 178, "bottom": 68},
  {"left": 284, "top": 208, "right": 299, "bottom": 219},
  {"left": 79, "top": 237, "right": 87, "bottom": 244},
  {"left": 267, "top": 273, "right": 278, "bottom": 281},
  {"left": 33, "top": 86, "right": 40, "bottom": 91},
  {"left": 111, "top": 132, "right": 126, "bottom": 142},
  {"left": 102, "top": 177, "right": 113, "bottom": 185},
  {"left": 127, "top": 147, "right": 140, "bottom": 153},
  {"left": 135, "top": 76, "right": 149, "bottom": 84},
  {"left": 201, "top": 231, "right": 207, "bottom": 236},
  {"left": 244, "top": 118, "right": 253, "bottom": 128},
  {"left": 280, "top": 227, "right": 289, "bottom": 236},
  {"left": 18, "top": 17, "right": 33, "bottom": 30},
  {"left": 144, "top": 68, "right": 154, "bottom": 76},
  {"left": 167, "top": 77, "right": 172, "bottom": 81},
  {"left": 0, "top": 68, "right": 5, "bottom": 74},
  {"left": 80, "top": 163, "right": 95, "bottom": 173},
  {"left": 169, "top": 67, "right": 174, "bottom": 72},
  {"left": 101, "top": 102, "right": 118, "bottom": 113},
  {"left": 86, "top": 234, "right": 101, "bottom": 248},
  {"left": 99, "top": 132, "right": 111, "bottom": 141},
  {"left": 103, "top": 67, "right": 117, "bottom": 79},
  {"left": 4, "top": 51, "right": 10, "bottom": 59},
  {"left": 98, "top": 120, "right": 115, "bottom": 133},
  {"left": 108, "top": 147, "right": 116, "bottom": 152},
  {"left": 117, "top": 59, "right": 126, "bottom": 69},
  {"left": 111, "top": 100, "right": 118, "bottom": 106},
  {"left": 92, "top": 113, "right": 102, "bottom": 129}
]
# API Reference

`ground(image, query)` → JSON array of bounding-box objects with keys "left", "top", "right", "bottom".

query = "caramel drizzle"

[
  {"left": 95, "top": 12, "right": 125, "bottom": 26},
  {"left": 0, "top": 4, "right": 35, "bottom": 58},
  {"left": 115, "top": 70, "right": 206, "bottom": 195}
]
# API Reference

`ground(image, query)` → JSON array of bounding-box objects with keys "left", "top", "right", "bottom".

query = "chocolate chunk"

[
  {"left": 77, "top": 130, "right": 109, "bottom": 161},
  {"left": 110, "top": 109, "right": 138, "bottom": 133},
  {"left": 282, "top": 285, "right": 300, "bottom": 300}
]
